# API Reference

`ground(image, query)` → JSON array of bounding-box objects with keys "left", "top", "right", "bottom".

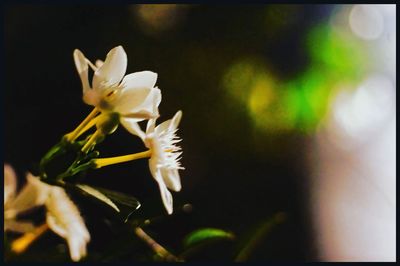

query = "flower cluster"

[
  {"left": 72, "top": 45, "right": 184, "bottom": 214},
  {"left": 4, "top": 45, "right": 184, "bottom": 262}
]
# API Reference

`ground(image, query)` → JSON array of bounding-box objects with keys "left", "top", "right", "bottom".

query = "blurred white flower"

[
  {"left": 73, "top": 45, "right": 161, "bottom": 122},
  {"left": 44, "top": 183, "right": 90, "bottom": 262},
  {"left": 4, "top": 164, "right": 90, "bottom": 262},
  {"left": 4, "top": 164, "right": 36, "bottom": 233},
  {"left": 125, "top": 111, "right": 184, "bottom": 214}
]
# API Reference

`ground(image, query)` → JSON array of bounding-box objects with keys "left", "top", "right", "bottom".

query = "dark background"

[{"left": 4, "top": 4, "right": 334, "bottom": 261}]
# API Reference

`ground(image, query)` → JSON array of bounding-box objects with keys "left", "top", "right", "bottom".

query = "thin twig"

[{"left": 134, "top": 226, "right": 183, "bottom": 262}]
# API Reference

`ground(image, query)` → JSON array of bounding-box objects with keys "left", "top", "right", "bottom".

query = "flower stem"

[
  {"left": 11, "top": 223, "right": 49, "bottom": 254},
  {"left": 65, "top": 108, "right": 99, "bottom": 142},
  {"left": 134, "top": 227, "right": 183, "bottom": 262},
  {"left": 78, "top": 115, "right": 101, "bottom": 137},
  {"left": 81, "top": 130, "right": 102, "bottom": 153},
  {"left": 93, "top": 150, "right": 152, "bottom": 168}
]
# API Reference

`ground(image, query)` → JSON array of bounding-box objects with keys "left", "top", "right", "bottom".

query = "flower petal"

[
  {"left": 68, "top": 235, "right": 87, "bottom": 262},
  {"left": 123, "top": 86, "right": 162, "bottom": 118},
  {"left": 95, "top": 59, "right": 104, "bottom": 68},
  {"left": 8, "top": 173, "right": 51, "bottom": 215},
  {"left": 161, "top": 168, "right": 182, "bottom": 192},
  {"left": 149, "top": 162, "right": 173, "bottom": 214},
  {"left": 154, "top": 118, "right": 172, "bottom": 135},
  {"left": 155, "top": 172, "right": 173, "bottom": 215},
  {"left": 146, "top": 118, "right": 157, "bottom": 135},
  {"left": 73, "top": 49, "right": 91, "bottom": 94},
  {"left": 121, "top": 71, "right": 158, "bottom": 91},
  {"left": 120, "top": 118, "right": 146, "bottom": 140},
  {"left": 154, "top": 110, "right": 181, "bottom": 135},
  {"left": 93, "top": 46, "right": 127, "bottom": 89},
  {"left": 46, "top": 211, "right": 68, "bottom": 238},
  {"left": 45, "top": 187, "right": 90, "bottom": 262},
  {"left": 112, "top": 87, "right": 152, "bottom": 116},
  {"left": 4, "top": 164, "right": 17, "bottom": 206},
  {"left": 144, "top": 87, "right": 162, "bottom": 117},
  {"left": 170, "top": 110, "right": 183, "bottom": 130}
]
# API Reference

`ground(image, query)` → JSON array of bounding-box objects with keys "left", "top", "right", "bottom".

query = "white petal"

[
  {"left": 8, "top": 173, "right": 51, "bottom": 214},
  {"left": 95, "top": 59, "right": 104, "bottom": 68},
  {"left": 120, "top": 118, "right": 146, "bottom": 140},
  {"left": 152, "top": 168, "right": 173, "bottom": 215},
  {"left": 155, "top": 119, "right": 171, "bottom": 136},
  {"left": 121, "top": 71, "right": 158, "bottom": 90},
  {"left": 93, "top": 46, "right": 127, "bottom": 89},
  {"left": 4, "top": 164, "right": 17, "bottom": 205},
  {"left": 122, "top": 87, "right": 162, "bottom": 118},
  {"left": 161, "top": 168, "right": 182, "bottom": 192},
  {"left": 155, "top": 110, "right": 182, "bottom": 135},
  {"left": 146, "top": 119, "right": 157, "bottom": 134},
  {"left": 46, "top": 211, "right": 68, "bottom": 238},
  {"left": 143, "top": 87, "right": 162, "bottom": 117},
  {"left": 157, "top": 179, "right": 173, "bottom": 215},
  {"left": 45, "top": 187, "right": 90, "bottom": 261},
  {"left": 67, "top": 235, "right": 86, "bottom": 262},
  {"left": 170, "top": 110, "right": 183, "bottom": 130},
  {"left": 73, "top": 49, "right": 91, "bottom": 94},
  {"left": 113, "top": 87, "right": 152, "bottom": 116}
]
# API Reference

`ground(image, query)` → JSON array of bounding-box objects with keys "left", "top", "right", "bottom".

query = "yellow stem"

[
  {"left": 81, "top": 130, "right": 102, "bottom": 153},
  {"left": 65, "top": 108, "right": 99, "bottom": 142},
  {"left": 77, "top": 115, "right": 101, "bottom": 138},
  {"left": 11, "top": 223, "right": 49, "bottom": 254},
  {"left": 94, "top": 150, "right": 152, "bottom": 168}
]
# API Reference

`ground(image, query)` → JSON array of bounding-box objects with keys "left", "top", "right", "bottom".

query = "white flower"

[
  {"left": 73, "top": 45, "right": 161, "bottom": 122},
  {"left": 4, "top": 164, "right": 35, "bottom": 233},
  {"left": 125, "top": 111, "right": 184, "bottom": 214},
  {"left": 44, "top": 184, "right": 90, "bottom": 262},
  {"left": 4, "top": 164, "right": 90, "bottom": 262}
]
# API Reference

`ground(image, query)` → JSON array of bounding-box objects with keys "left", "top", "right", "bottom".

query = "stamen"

[
  {"left": 11, "top": 223, "right": 49, "bottom": 254},
  {"left": 94, "top": 150, "right": 152, "bottom": 168}
]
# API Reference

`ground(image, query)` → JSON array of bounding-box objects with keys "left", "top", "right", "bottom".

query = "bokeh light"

[
  {"left": 309, "top": 4, "right": 396, "bottom": 261},
  {"left": 349, "top": 5, "right": 384, "bottom": 40},
  {"left": 222, "top": 19, "right": 369, "bottom": 134},
  {"left": 131, "top": 4, "right": 190, "bottom": 37}
]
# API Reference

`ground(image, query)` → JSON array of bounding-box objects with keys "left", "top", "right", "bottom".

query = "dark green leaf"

[
  {"left": 69, "top": 184, "right": 141, "bottom": 222},
  {"left": 75, "top": 184, "right": 120, "bottom": 212},
  {"left": 94, "top": 186, "right": 141, "bottom": 210}
]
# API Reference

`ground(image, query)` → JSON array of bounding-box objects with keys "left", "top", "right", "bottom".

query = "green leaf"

[
  {"left": 183, "top": 228, "right": 235, "bottom": 249},
  {"left": 76, "top": 184, "right": 120, "bottom": 212},
  {"left": 93, "top": 187, "right": 141, "bottom": 210}
]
